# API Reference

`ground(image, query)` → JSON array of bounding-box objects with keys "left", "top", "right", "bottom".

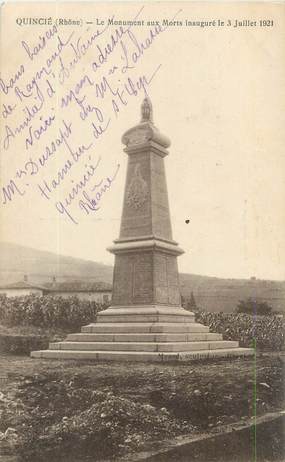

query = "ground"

[{"left": 0, "top": 352, "right": 284, "bottom": 461}]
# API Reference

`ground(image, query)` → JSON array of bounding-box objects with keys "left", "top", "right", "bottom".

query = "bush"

[
  {"left": 0, "top": 295, "right": 105, "bottom": 331},
  {"left": 196, "top": 311, "right": 284, "bottom": 351}
]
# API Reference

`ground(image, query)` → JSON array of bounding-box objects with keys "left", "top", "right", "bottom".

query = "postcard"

[{"left": 0, "top": 2, "right": 284, "bottom": 461}]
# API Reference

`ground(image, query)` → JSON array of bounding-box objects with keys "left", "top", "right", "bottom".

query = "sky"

[{"left": 1, "top": 1, "right": 285, "bottom": 280}]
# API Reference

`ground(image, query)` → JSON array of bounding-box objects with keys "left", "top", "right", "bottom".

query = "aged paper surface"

[
  {"left": 0, "top": 1, "right": 284, "bottom": 281},
  {"left": 0, "top": 1, "right": 284, "bottom": 460}
]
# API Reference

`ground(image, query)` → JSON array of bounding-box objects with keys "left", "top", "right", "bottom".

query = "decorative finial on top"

[
  {"left": 122, "top": 97, "right": 170, "bottom": 149},
  {"left": 140, "top": 97, "right": 153, "bottom": 123}
]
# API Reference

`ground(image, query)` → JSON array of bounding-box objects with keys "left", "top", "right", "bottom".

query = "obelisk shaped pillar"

[{"left": 108, "top": 98, "right": 185, "bottom": 308}]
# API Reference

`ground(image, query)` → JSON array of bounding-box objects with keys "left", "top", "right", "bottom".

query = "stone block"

[
  {"left": 48, "top": 340, "right": 239, "bottom": 353},
  {"left": 31, "top": 348, "right": 254, "bottom": 362},
  {"left": 96, "top": 306, "right": 195, "bottom": 324},
  {"left": 66, "top": 332, "right": 222, "bottom": 343},
  {"left": 80, "top": 322, "right": 210, "bottom": 334}
]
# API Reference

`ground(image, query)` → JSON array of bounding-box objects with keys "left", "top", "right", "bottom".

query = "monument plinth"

[{"left": 32, "top": 99, "right": 253, "bottom": 361}]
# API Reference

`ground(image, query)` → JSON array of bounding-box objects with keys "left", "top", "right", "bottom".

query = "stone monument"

[{"left": 32, "top": 99, "right": 253, "bottom": 361}]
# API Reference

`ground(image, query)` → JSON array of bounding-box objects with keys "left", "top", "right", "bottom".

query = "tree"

[
  {"left": 236, "top": 298, "right": 272, "bottom": 316},
  {"left": 189, "top": 291, "right": 197, "bottom": 310},
  {"left": 182, "top": 292, "right": 199, "bottom": 312}
]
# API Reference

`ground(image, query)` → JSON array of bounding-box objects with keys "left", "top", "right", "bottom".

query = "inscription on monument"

[{"left": 133, "top": 253, "right": 153, "bottom": 302}]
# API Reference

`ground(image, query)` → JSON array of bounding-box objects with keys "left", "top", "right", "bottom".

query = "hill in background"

[
  {"left": 180, "top": 273, "right": 285, "bottom": 313},
  {"left": 0, "top": 242, "right": 284, "bottom": 313},
  {"left": 0, "top": 242, "right": 113, "bottom": 285}
]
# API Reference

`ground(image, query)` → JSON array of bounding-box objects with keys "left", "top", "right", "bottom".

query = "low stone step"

[
  {"left": 96, "top": 314, "right": 195, "bottom": 323},
  {"left": 97, "top": 306, "right": 195, "bottom": 324},
  {"left": 81, "top": 322, "right": 210, "bottom": 334},
  {"left": 31, "top": 348, "right": 254, "bottom": 361},
  {"left": 49, "top": 340, "right": 239, "bottom": 352},
  {"left": 66, "top": 332, "right": 223, "bottom": 343}
]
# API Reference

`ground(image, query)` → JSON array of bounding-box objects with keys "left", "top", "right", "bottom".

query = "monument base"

[{"left": 31, "top": 305, "right": 254, "bottom": 361}]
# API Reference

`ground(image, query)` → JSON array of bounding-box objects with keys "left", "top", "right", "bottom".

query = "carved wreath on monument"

[{"left": 126, "top": 164, "right": 149, "bottom": 209}]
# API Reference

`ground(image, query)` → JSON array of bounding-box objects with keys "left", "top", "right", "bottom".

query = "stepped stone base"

[{"left": 31, "top": 305, "right": 254, "bottom": 362}]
